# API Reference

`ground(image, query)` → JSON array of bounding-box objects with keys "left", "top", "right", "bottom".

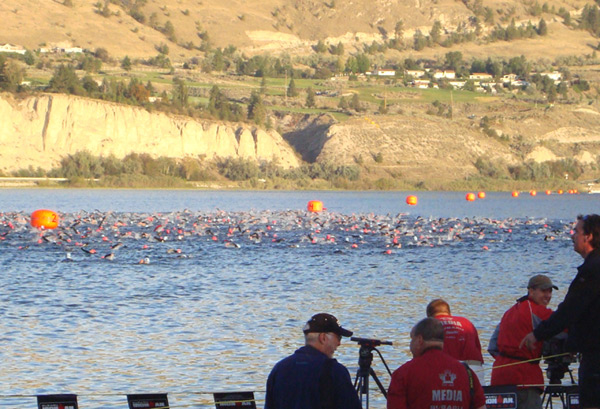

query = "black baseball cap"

[{"left": 303, "top": 313, "right": 353, "bottom": 337}]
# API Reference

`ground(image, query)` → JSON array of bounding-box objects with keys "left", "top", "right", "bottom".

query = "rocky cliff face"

[{"left": 0, "top": 94, "right": 300, "bottom": 173}]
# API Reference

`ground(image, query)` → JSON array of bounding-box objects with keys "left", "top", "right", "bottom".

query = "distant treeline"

[
  {"left": 2, "top": 150, "right": 592, "bottom": 190},
  {"left": 2, "top": 151, "right": 361, "bottom": 189},
  {"left": 474, "top": 157, "right": 587, "bottom": 181}
]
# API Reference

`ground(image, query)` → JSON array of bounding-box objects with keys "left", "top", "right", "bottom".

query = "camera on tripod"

[
  {"left": 542, "top": 336, "right": 576, "bottom": 385},
  {"left": 351, "top": 337, "right": 393, "bottom": 409},
  {"left": 351, "top": 337, "right": 393, "bottom": 348}
]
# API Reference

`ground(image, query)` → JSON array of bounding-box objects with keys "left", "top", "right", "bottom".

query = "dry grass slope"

[{"left": 1, "top": 0, "right": 598, "bottom": 62}]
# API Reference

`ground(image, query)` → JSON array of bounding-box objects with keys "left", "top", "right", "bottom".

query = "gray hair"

[{"left": 413, "top": 317, "right": 444, "bottom": 342}]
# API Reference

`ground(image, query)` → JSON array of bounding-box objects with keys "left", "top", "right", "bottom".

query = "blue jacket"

[{"left": 265, "top": 345, "right": 361, "bottom": 409}]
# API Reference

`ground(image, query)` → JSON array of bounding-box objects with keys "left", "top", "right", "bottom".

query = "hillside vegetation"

[{"left": 3, "top": 0, "right": 600, "bottom": 190}]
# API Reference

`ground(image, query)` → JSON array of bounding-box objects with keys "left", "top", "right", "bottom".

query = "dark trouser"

[{"left": 579, "top": 352, "right": 600, "bottom": 408}]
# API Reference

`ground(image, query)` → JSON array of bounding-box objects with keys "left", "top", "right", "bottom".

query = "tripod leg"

[{"left": 369, "top": 368, "right": 388, "bottom": 398}]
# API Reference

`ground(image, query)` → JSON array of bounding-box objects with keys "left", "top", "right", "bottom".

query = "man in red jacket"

[
  {"left": 488, "top": 274, "right": 557, "bottom": 409},
  {"left": 427, "top": 299, "right": 485, "bottom": 383},
  {"left": 387, "top": 318, "right": 486, "bottom": 409}
]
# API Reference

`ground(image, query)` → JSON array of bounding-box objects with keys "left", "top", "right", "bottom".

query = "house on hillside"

[
  {"left": 0, "top": 44, "right": 27, "bottom": 55},
  {"left": 469, "top": 73, "right": 493, "bottom": 81},
  {"left": 449, "top": 81, "right": 467, "bottom": 89},
  {"left": 541, "top": 71, "right": 562, "bottom": 81},
  {"left": 433, "top": 70, "right": 456, "bottom": 79},
  {"left": 405, "top": 69, "right": 425, "bottom": 78},
  {"left": 372, "top": 68, "right": 396, "bottom": 77},
  {"left": 540, "top": 71, "right": 563, "bottom": 84},
  {"left": 62, "top": 47, "right": 83, "bottom": 54},
  {"left": 412, "top": 79, "right": 438, "bottom": 89},
  {"left": 501, "top": 74, "right": 518, "bottom": 84}
]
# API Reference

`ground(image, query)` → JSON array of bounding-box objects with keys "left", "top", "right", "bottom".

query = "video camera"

[
  {"left": 351, "top": 337, "right": 393, "bottom": 348},
  {"left": 542, "top": 336, "right": 576, "bottom": 385}
]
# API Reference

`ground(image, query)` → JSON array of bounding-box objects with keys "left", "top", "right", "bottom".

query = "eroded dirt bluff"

[
  {"left": 0, "top": 93, "right": 300, "bottom": 173},
  {"left": 282, "top": 104, "right": 600, "bottom": 183}
]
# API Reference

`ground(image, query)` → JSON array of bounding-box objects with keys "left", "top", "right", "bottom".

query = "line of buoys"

[
  {"left": 30, "top": 209, "right": 59, "bottom": 230},
  {"left": 307, "top": 200, "right": 324, "bottom": 213},
  {"left": 406, "top": 195, "right": 418, "bottom": 206}
]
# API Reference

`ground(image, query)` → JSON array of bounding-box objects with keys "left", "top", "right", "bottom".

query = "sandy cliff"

[{"left": 0, "top": 94, "right": 300, "bottom": 172}]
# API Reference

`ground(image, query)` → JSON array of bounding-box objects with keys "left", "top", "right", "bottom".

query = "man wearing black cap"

[
  {"left": 521, "top": 214, "right": 600, "bottom": 409},
  {"left": 264, "top": 313, "right": 361, "bottom": 409},
  {"left": 488, "top": 274, "right": 558, "bottom": 409}
]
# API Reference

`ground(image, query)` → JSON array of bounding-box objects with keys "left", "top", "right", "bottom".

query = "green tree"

[
  {"left": 101, "top": 1, "right": 110, "bottom": 17},
  {"left": 247, "top": 91, "right": 266, "bottom": 125},
  {"left": 121, "top": 55, "right": 132, "bottom": 71},
  {"left": 350, "top": 93, "right": 361, "bottom": 111},
  {"left": 338, "top": 96, "right": 348, "bottom": 110},
  {"left": 82, "top": 75, "right": 100, "bottom": 95},
  {"left": 430, "top": 21, "right": 443, "bottom": 44},
  {"left": 287, "top": 78, "right": 298, "bottom": 97},
  {"left": 330, "top": 42, "right": 344, "bottom": 55},
  {"left": 355, "top": 53, "right": 370, "bottom": 73},
  {"left": 171, "top": 77, "right": 188, "bottom": 108},
  {"left": 413, "top": 30, "right": 427, "bottom": 51},
  {"left": 538, "top": 18, "right": 548, "bottom": 35},
  {"left": 163, "top": 20, "right": 177, "bottom": 42},
  {"left": 260, "top": 77, "right": 268, "bottom": 94},
  {"left": 394, "top": 20, "right": 404, "bottom": 40},
  {"left": 315, "top": 40, "right": 327, "bottom": 53},
  {"left": 444, "top": 51, "right": 463, "bottom": 72},
  {"left": 0, "top": 56, "right": 25, "bottom": 92},
  {"left": 48, "top": 64, "right": 84, "bottom": 95},
  {"left": 305, "top": 87, "right": 316, "bottom": 108},
  {"left": 94, "top": 48, "right": 110, "bottom": 62},
  {"left": 23, "top": 50, "right": 35, "bottom": 66},
  {"left": 58, "top": 151, "right": 104, "bottom": 179}
]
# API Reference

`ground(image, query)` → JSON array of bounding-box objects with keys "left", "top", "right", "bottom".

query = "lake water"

[{"left": 0, "top": 189, "right": 596, "bottom": 409}]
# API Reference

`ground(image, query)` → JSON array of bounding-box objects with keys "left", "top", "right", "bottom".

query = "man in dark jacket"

[
  {"left": 521, "top": 214, "right": 600, "bottom": 409},
  {"left": 265, "top": 313, "right": 361, "bottom": 409}
]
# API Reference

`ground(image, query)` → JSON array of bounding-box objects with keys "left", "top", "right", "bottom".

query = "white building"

[
  {"left": 405, "top": 69, "right": 425, "bottom": 78},
  {"left": 469, "top": 73, "right": 493, "bottom": 81},
  {"left": 0, "top": 44, "right": 26, "bottom": 55},
  {"left": 373, "top": 68, "right": 396, "bottom": 76},
  {"left": 433, "top": 70, "right": 456, "bottom": 79},
  {"left": 449, "top": 81, "right": 466, "bottom": 89}
]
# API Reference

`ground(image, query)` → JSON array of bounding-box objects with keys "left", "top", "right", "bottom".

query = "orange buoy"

[
  {"left": 406, "top": 195, "right": 418, "bottom": 206},
  {"left": 466, "top": 193, "right": 476, "bottom": 202},
  {"left": 557, "top": 189, "right": 564, "bottom": 195},
  {"left": 530, "top": 190, "right": 537, "bottom": 196},
  {"left": 307, "top": 200, "right": 324, "bottom": 213},
  {"left": 545, "top": 190, "right": 552, "bottom": 195},
  {"left": 30, "top": 209, "right": 59, "bottom": 230},
  {"left": 477, "top": 191, "right": 486, "bottom": 199},
  {"left": 511, "top": 191, "right": 519, "bottom": 198}
]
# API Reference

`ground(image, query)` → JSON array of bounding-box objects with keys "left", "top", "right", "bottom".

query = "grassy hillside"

[
  {"left": 3, "top": 0, "right": 600, "bottom": 190},
  {"left": 1, "top": 0, "right": 598, "bottom": 62}
]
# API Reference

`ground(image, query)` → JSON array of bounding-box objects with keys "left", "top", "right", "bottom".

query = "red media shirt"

[
  {"left": 435, "top": 314, "right": 484, "bottom": 363},
  {"left": 387, "top": 348, "right": 486, "bottom": 409}
]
